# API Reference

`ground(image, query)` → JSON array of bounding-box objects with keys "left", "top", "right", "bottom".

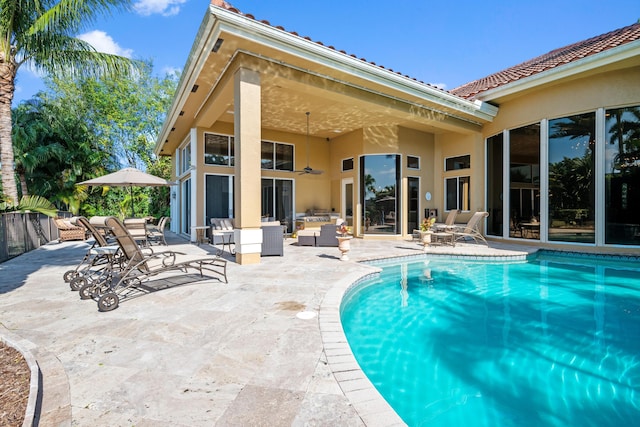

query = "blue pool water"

[{"left": 341, "top": 252, "right": 640, "bottom": 427}]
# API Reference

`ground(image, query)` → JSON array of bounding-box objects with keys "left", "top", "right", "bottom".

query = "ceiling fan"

[{"left": 296, "top": 112, "right": 323, "bottom": 175}]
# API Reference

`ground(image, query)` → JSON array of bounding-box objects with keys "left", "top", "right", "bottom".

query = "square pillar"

[{"left": 233, "top": 67, "right": 262, "bottom": 265}]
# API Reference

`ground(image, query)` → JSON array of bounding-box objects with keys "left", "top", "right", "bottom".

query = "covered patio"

[{"left": 154, "top": 3, "right": 497, "bottom": 265}]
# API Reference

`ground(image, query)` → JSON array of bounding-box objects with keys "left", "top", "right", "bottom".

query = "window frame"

[
  {"left": 444, "top": 175, "right": 471, "bottom": 212},
  {"left": 407, "top": 155, "right": 420, "bottom": 170},
  {"left": 179, "top": 143, "right": 191, "bottom": 176},
  {"left": 445, "top": 154, "right": 471, "bottom": 171},
  {"left": 342, "top": 157, "right": 354, "bottom": 172},
  {"left": 261, "top": 140, "right": 295, "bottom": 171},
  {"left": 204, "top": 132, "right": 234, "bottom": 166}
]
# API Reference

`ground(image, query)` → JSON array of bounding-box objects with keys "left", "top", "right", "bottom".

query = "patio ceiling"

[{"left": 156, "top": 6, "right": 498, "bottom": 156}]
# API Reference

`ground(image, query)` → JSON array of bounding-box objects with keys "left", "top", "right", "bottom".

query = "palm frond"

[{"left": 0, "top": 195, "right": 58, "bottom": 216}]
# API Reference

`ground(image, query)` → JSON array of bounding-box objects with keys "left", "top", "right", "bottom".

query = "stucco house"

[{"left": 154, "top": 1, "right": 640, "bottom": 264}]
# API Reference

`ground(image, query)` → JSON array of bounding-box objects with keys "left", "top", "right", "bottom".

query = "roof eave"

[
  {"left": 154, "top": 6, "right": 220, "bottom": 156},
  {"left": 473, "top": 39, "right": 640, "bottom": 103},
  {"left": 218, "top": 9, "right": 498, "bottom": 122}
]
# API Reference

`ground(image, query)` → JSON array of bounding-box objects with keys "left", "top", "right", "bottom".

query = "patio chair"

[
  {"left": 90, "top": 217, "right": 227, "bottom": 311},
  {"left": 147, "top": 216, "right": 169, "bottom": 245},
  {"left": 53, "top": 217, "right": 86, "bottom": 242},
  {"left": 434, "top": 209, "right": 460, "bottom": 231},
  {"left": 316, "top": 224, "right": 339, "bottom": 247},
  {"left": 124, "top": 217, "right": 148, "bottom": 246},
  {"left": 261, "top": 221, "right": 284, "bottom": 256},
  {"left": 452, "top": 211, "right": 490, "bottom": 246}
]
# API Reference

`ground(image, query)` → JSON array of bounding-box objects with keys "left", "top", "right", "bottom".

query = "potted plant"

[
  {"left": 419, "top": 217, "right": 436, "bottom": 246},
  {"left": 336, "top": 223, "right": 353, "bottom": 261}
]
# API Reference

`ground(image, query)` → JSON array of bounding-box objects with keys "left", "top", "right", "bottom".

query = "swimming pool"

[{"left": 341, "top": 251, "right": 640, "bottom": 427}]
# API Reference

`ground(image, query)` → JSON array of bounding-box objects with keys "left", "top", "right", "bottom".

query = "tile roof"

[
  {"left": 210, "top": 0, "right": 448, "bottom": 94},
  {"left": 451, "top": 22, "right": 640, "bottom": 100}
]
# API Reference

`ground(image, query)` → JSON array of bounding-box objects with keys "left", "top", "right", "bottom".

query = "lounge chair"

[
  {"left": 147, "top": 216, "right": 169, "bottom": 245},
  {"left": 64, "top": 216, "right": 122, "bottom": 293},
  {"left": 89, "top": 217, "right": 227, "bottom": 311},
  {"left": 452, "top": 211, "right": 490, "bottom": 246},
  {"left": 53, "top": 217, "right": 86, "bottom": 242}
]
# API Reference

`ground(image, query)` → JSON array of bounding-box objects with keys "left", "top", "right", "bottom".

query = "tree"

[
  {"left": 46, "top": 63, "right": 178, "bottom": 217},
  {"left": 0, "top": 0, "right": 139, "bottom": 204},
  {"left": 11, "top": 91, "right": 113, "bottom": 213}
]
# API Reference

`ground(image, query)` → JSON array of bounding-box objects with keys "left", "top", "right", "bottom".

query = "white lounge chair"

[{"left": 453, "top": 211, "right": 490, "bottom": 246}]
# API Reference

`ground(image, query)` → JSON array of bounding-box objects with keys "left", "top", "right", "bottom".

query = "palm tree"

[{"left": 0, "top": 0, "right": 139, "bottom": 204}]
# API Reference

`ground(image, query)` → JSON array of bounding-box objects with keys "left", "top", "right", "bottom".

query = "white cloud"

[
  {"left": 429, "top": 82, "right": 447, "bottom": 90},
  {"left": 133, "top": 0, "right": 187, "bottom": 16},
  {"left": 161, "top": 66, "right": 181, "bottom": 77},
  {"left": 77, "top": 30, "right": 134, "bottom": 58}
]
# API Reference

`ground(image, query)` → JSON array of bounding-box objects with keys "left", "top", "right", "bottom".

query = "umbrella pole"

[{"left": 130, "top": 186, "right": 135, "bottom": 217}]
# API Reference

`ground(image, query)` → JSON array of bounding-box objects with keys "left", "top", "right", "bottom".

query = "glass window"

[
  {"left": 407, "top": 156, "right": 420, "bottom": 169},
  {"left": 605, "top": 105, "right": 640, "bottom": 245},
  {"left": 261, "top": 141, "right": 294, "bottom": 171},
  {"left": 548, "top": 112, "right": 595, "bottom": 243},
  {"left": 204, "top": 133, "right": 234, "bottom": 166},
  {"left": 342, "top": 158, "right": 354, "bottom": 171},
  {"left": 360, "top": 155, "right": 401, "bottom": 235},
  {"left": 445, "top": 176, "right": 470, "bottom": 211},
  {"left": 445, "top": 155, "right": 470, "bottom": 171},
  {"left": 206, "top": 174, "right": 234, "bottom": 222},
  {"left": 180, "top": 144, "right": 191, "bottom": 174},
  {"left": 261, "top": 141, "right": 274, "bottom": 170},
  {"left": 275, "top": 143, "right": 294, "bottom": 171},
  {"left": 486, "top": 133, "right": 503, "bottom": 236}
]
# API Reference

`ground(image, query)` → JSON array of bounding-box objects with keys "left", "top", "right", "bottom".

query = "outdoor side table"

[
  {"left": 190, "top": 226, "right": 210, "bottom": 245},
  {"left": 212, "top": 230, "right": 235, "bottom": 255}
]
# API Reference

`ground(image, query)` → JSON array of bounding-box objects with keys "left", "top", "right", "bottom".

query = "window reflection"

[
  {"left": 486, "top": 134, "right": 503, "bottom": 236},
  {"left": 548, "top": 112, "right": 595, "bottom": 243},
  {"left": 509, "top": 124, "right": 540, "bottom": 239},
  {"left": 360, "top": 155, "right": 400, "bottom": 235},
  {"left": 605, "top": 105, "right": 640, "bottom": 245}
]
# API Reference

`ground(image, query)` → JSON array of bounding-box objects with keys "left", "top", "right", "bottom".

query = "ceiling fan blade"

[{"left": 294, "top": 166, "right": 323, "bottom": 175}]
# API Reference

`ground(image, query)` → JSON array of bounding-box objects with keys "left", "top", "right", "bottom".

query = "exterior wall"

[
  {"left": 434, "top": 132, "right": 485, "bottom": 224},
  {"left": 483, "top": 67, "right": 640, "bottom": 136},
  {"left": 292, "top": 131, "right": 331, "bottom": 215},
  {"left": 479, "top": 66, "right": 640, "bottom": 251}
]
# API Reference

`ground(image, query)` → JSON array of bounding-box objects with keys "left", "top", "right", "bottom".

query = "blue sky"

[{"left": 13, "top": 0, "right": 640, "bottom": 105}]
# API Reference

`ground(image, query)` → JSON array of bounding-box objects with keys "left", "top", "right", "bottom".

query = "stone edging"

[
  {"left": 0, "top": 324, "right": 72, "bottom": 427},
  {"left": 319, "top": 265, "right": 407, "bottom": 427},
  {"left": 0, "top": 326, "right": 40, "bottom": 427}
]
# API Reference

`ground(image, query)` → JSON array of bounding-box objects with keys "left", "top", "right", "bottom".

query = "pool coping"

[{"left": 318, "top": 251, "right": 533, "bottom": 427}]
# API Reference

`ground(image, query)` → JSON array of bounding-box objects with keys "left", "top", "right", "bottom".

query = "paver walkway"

[{"left": 0, "top": 233, "right": 533, "bottom": 426}]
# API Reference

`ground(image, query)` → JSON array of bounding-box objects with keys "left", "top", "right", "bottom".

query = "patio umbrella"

[{"left": 78, "top": 167, "right": 175, "bottom": 217}]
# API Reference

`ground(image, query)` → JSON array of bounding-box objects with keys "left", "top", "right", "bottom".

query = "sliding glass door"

[{"left": 261, "top": 178, "right": 294, "bottom": 233}]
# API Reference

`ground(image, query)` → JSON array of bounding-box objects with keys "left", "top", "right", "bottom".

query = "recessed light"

[{"left": 212, "top": 38, "right": 224, "bottom": 53}]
